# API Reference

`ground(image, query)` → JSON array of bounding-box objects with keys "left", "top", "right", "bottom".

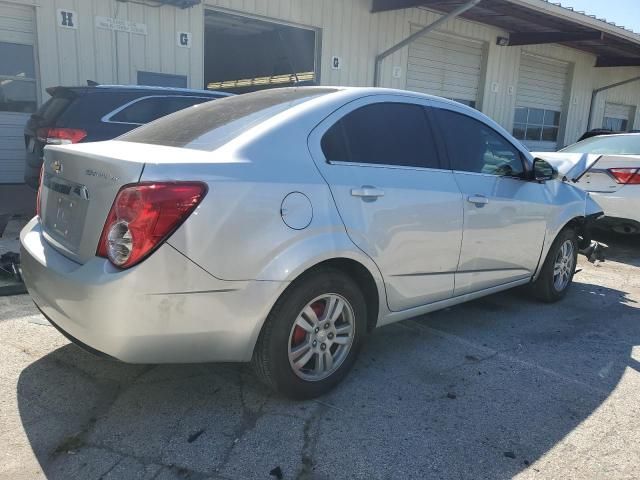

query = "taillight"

[
  {"left": 609, "top": 168, "right": 640, "bottom": 185},
  {"left": 97, "top": 182, "right": 207, "bottom": 269},
  {"left": 36, "top": 127, "right": 87, "bottom": 145},
  {"left": 36, "top": 165, "right": 44, "bottom": 218}
]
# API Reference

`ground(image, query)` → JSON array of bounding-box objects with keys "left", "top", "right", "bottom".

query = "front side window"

[
  {"left": 513, "top": 107, "right": 561, "bottom": 142},
  {"left": 432, "top": 108, "right": 525, "bottom": 177},
  {"left": 321, "top": 102, "right": 441, "bottom": 169}
]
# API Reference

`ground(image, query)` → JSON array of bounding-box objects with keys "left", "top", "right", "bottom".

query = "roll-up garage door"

[
  {"left": 0, "top": 3, "right": 37, "bottom": 184},
  {"left": 513, "top": 53, "right": 569, "bottom": 152},
  {"left": 603, "top": 103, "right": 634, "bottom": 131},
  {"left": 407, "top": 28, "right": 483, "bottom": 108}
]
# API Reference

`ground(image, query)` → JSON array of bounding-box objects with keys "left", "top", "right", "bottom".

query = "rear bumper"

[
  {"left": 20, "top": 218, "right": 287, "bottom": 363},
  {"left": 589, "top": 189, "right": 640, "bottom": 225}
]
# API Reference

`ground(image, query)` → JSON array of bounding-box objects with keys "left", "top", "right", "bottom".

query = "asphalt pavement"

[{"left": 1, "top": 232, "right": 639, "bottom": 479}]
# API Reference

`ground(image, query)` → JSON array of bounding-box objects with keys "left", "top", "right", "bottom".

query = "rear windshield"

[
  {"left": 36, "top": 96, "right": 74, "bottom": 123},
  {"left": 119, "top": 87, "right": 338, "bottom": 151},
  {"left": 561, "top": 135, "right": 640, "bottom": 155}
]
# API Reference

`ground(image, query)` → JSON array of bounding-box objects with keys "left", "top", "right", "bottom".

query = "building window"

[
  {"left": 513, "top": 107, "right": 560, "bottom": 143},
  {"left": 451, "top": 98, "right": 477, "bottom": 109},
  {"left": 0, "top": 42, "right": 37, "bottom": 113},
  {"left": 603, "top": 117, "right": 628, "bottom": 132},
  {"left": 137, "top": 71, "right": 188, "bottom": 88}
]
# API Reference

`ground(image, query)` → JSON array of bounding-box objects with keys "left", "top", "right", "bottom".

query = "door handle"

[
  {"left": 351, "top": 186, "right": 385, "bottom": 199},
  {"left": 467, "top": 194, "right": 489, "bottom": 205}
]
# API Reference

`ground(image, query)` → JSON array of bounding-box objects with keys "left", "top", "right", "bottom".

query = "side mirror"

[{"left": 533, "top": 158, "right": 559, "bottom": 182}]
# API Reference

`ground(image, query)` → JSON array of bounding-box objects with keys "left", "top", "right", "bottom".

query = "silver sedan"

[{"left": 21, "top": 87, "right": 602, "bottom": 398}]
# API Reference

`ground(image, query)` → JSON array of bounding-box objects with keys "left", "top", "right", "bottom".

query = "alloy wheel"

[
  {"left": 553, "top": 239, "right": 575, "bottom": 292},
  {"left": 287, "top": 294, "right": 356, "bottom": 382}
]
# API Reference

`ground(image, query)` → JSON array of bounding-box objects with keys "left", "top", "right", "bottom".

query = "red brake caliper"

[{"left": 292, "top": 301, "right": 325, "bottom": 346}]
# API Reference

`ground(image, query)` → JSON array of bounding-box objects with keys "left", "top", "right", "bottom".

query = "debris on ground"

[
  {"left": 187, "top": 429, "right": 205, "bottom": 443},
  {"left": 269, "top": 466, "right": 283, "bottom": 479}
]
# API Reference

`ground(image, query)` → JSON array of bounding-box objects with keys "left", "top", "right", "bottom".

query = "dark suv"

[{"left": 24, "top": 85, "right": 230, "bottom": 188}]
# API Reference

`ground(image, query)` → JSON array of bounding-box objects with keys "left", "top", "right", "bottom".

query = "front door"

[
  {"left": 308, "top": 96, "right": 463, "bottom": 311},
  {"left": 430, "top": 105, "right": 548, "bottom": 296}
]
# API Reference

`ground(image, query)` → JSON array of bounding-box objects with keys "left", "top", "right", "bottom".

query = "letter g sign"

[{"left": 177, "top": 32, "right": 192, "bottom": 48}]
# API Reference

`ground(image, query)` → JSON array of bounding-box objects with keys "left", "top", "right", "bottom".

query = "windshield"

[
  {"left": 561, "top": 134, "right": 640, "bottom": 155},
  {"left": 119, "top": 87, "right": 337, "bottom": 151}
]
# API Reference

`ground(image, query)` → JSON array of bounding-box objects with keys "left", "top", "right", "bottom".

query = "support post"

[
  {"left": 373, "top": 0, "right": 482, "bottom": 87},
  {"left": 587, "top": 76, "right": 640, "bottom": 130}
]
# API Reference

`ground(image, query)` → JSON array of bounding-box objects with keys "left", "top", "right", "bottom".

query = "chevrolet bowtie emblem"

[{"left": 52, "top": 160, "right": 63, "bottom": 174}]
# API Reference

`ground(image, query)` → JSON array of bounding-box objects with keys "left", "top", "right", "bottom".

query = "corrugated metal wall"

[
  {"left": 593, "top": 68, "right": 640, "bottom": 131},
  {"left": 5, "top": 0, "right": 640, "bottom": 150},
  {"left": 17, "top": 0, "right": 204, "bottom": 95}
]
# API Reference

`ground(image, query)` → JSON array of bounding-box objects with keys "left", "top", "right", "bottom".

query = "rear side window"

[
  {"left": 120, "top": 87, "right": 337, "bottom": 151},
  {"left": 321, "top": 103, "right": 441, "bottom": 169},
  {"left": 109, "top": 96, "right": 215, "bottom": 125},
  {"left": 432, "top": 108, "right": 525, "bottom": 177},
  {"left": 56, "top": 92, "right": 141, "bottom": 127}
]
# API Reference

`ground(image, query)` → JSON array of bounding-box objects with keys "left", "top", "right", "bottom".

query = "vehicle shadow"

[{"left": 16, "top": 279, "right": 640, "bottom": 479}]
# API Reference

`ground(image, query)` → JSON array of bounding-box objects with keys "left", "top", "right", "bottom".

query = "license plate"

[
  {"left": 27, "top": 137, "right": 35, "bottom": 153},
  {"left": 51, "top": 196, "right": 76, "bottom": 240}
]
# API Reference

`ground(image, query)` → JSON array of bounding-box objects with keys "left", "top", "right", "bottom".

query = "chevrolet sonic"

[{"left": 21, "top": 87, "right": 603, "bottom": 398}]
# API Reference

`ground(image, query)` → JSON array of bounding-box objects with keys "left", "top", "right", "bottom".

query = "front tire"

[
  {"left": 530, "top": 227, "right": 578, "bottom": 303},
  {"left": 252, "top": 268, "right": 367, "bottom": 399}
]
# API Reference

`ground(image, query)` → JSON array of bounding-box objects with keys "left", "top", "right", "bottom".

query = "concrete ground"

[{"left": 1, "top": 233, "right": 639, "bottom": 480}]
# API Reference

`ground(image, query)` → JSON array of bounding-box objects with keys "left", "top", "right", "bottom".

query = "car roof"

[{"left": 589, "top": 132, "right": 640, "bottom": 139}]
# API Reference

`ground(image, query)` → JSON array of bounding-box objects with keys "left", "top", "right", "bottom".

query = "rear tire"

[
  {"left": 529, "top": 227, "right": 578, "bottom": 303},
  {"left": 252, "top": 268, "right": 367, "bottom": 399}
]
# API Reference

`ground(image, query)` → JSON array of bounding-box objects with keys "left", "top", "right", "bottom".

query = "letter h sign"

[{"left": 57, "top": 9, "right": 78, "bottom": 29}]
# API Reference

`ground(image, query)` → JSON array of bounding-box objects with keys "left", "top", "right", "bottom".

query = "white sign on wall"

[
  {"left": 177, "top": 32, "right": 192, "bottom": 48},
  {"left": 57, "top": 9, "right": 78, "bottom": 29},
  {"left": 95, "top": 16, "right": 148, "bottom": 35},
  {"left": 331, "top": 56, "right": 342, "bottom": 70}
]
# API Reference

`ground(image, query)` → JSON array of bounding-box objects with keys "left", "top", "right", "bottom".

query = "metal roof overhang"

[{"left": 371, "top": 0, "right": 640, "bottom": 67}]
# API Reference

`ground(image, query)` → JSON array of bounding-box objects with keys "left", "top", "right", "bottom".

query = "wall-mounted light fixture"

[{"left": 496, "top": 36, "right": 510, "bottom": 46}]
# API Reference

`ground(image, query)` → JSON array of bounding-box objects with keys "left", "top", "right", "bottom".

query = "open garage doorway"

[{"left": 204, "top": 10, "right": 320, "bottom": 94}]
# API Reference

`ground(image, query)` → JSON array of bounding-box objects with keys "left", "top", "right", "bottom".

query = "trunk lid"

[{"left": 40, "top": 141, "right": 145, "bottom": 264}]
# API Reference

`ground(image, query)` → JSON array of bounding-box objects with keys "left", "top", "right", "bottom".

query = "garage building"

[{"left": 2, "top": 0, "right": 640, "bottom": 184}]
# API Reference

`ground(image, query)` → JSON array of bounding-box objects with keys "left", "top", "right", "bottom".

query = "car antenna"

[
  {"left": 276, "top": 30, "right": 299, "bottom": 85},
  {"left": 87, "top": 80, "right": 100, "bottom": 87}
]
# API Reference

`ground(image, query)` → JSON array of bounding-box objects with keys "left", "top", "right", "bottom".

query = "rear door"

[
  {"left": 308, "top": 95, "right": 463, "bottom": 312},
  {"left": 430, "top": 104, "right": 548, "bottom": 296}
]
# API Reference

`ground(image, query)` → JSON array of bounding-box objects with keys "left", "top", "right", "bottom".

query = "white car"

[
  {"left": 534, "top": 133, "right": 640, "bottom": 235},
  {"left": 21, "top": 87, "right": 602, "bottom": 398}
]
